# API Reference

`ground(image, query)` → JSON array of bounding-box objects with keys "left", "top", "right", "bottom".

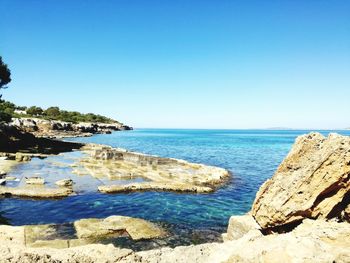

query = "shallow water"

[{"left": 1, "top": 129, "right": 350, "bottom": 247}]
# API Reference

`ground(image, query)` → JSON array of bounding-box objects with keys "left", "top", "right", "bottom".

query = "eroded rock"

[{"left": 252, "top": 132, "right": 350, "bottom": 230}]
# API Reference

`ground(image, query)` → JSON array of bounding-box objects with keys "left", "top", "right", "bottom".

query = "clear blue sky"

[{"left": 1, "top": 0, "right": 349, "bottom": 129}]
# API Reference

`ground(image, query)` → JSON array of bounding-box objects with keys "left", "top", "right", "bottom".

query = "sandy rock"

[
  {"left": 225, "top": 215, "right": 262, "bottom": 241},
  {"left": 252, "top": 132, "right": 350, "bottom": 230},
  {"left": 55, "top": 179, "right": 74, "bottom": 187},
  {"left": 74, "top": 215, "right": 167, "bottom": 240}
]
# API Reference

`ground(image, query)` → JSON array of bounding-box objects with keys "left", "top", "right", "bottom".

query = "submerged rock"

[
  {"left": 98, "top": 182, "right": 214, "bottom": 193},
  {"left": 252, "top": 132, "right": 350, "bottom": 230},
  {"left": 74, "top": 215, "right": 167, "bottom": 241}
]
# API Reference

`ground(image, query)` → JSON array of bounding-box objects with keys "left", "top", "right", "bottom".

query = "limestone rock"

[
  {"left": 252, "top": 132, "right": 350, "bottom": 230},
  {"left": 225, "top": 215, "right": 262, "bottom": 241},
  {"left": 74, "top": 215, "right": 167, "bottom": 240}
]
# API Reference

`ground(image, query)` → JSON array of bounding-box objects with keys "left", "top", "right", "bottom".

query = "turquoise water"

[{"left": 1, "top": 129, "right": 350, "bottom": 244}]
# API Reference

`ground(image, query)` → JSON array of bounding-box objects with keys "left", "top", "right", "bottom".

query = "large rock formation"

[{"left": 252, "top": 132, "right": 350, "bottom": 230}]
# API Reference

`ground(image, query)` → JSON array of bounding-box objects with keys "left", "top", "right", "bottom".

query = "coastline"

[{"left": 0, "top": 131, "right": 349, "bottom": 262}]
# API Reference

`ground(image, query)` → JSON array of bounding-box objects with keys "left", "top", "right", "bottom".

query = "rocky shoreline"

[
  {"left": 0, "top": 132, "right": 349, "bottom": 262},
  {"left": 10, "top": 117, "right": 133, "bottom": 138}
]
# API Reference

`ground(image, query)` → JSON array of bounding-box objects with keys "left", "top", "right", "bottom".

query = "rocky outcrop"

[
  {"left": 252, "top": 132, "right": 350, "bottom": 230},
  {"left": 77, "top": 144, "right": 230, "bottom": 194},
  {"left": 10, "top": 117, "right": 132, "bottom": 138}
]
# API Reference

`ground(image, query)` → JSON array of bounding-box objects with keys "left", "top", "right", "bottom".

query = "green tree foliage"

[
  {"left": 26, "top": 106, "right": 44, "bottom": 116},
  {"left": 0, "top": 100, "right": 117, "bottom": 124},
  {"left": 44, "top": 106, "right": 60, "bottom": 118},
  {"left": 0, "top": 100, "right": 16, "bottom": 123},
  {"left": 0, "top": 56, "right": 12, "bottom": 122},
  {"left": 0, "top": 56, "right": 11, "bottom": 92}
]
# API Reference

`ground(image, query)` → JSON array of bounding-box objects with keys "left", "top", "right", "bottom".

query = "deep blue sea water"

[{"left": 1, "top": 129, "right": 350, "bottom": 242}]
